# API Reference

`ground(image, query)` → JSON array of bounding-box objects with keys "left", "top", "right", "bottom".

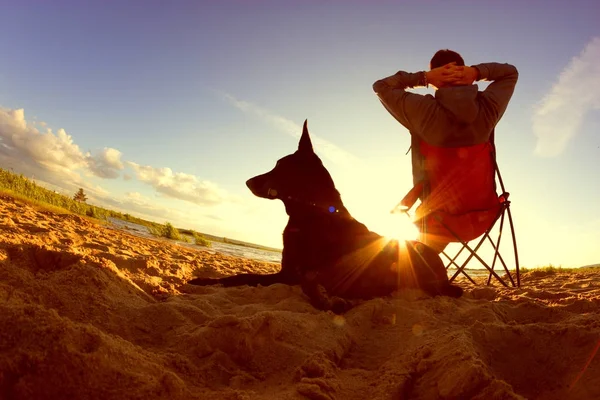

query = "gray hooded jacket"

[{"left": 373, "top": 63, "right": 518, "bottom": 184}]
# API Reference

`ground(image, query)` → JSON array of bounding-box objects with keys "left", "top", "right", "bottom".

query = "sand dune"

[{"left": 0, "top": 194, "right": 599, "bottom": 399}]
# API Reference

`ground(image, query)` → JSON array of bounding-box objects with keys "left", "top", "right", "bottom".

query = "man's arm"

[
  {"left": 372, "top": 71, "right": 432, "bottom": 133},
  {"left": 372, "top": 63, "right": 459, "bottom": 133},
  {"left": 471, "top": 63, "right": 519, "bottom": 120}
]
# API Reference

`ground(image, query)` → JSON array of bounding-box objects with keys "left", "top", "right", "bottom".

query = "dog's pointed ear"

[{"left": 298, "top": 119, "right": 314, "bottom": 153}]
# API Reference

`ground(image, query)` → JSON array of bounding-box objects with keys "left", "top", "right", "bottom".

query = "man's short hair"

[{"left": 430, "top": 49, "right": 465, "bottom": 69}]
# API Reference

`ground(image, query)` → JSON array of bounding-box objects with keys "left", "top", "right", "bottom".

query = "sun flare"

[{"left": 376, "top": 212, "right": 420, "bottom": 242}]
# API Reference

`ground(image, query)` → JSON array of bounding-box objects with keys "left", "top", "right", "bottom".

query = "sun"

[{"left": 374, "top": 212, "right": 420, "bottom": 242}]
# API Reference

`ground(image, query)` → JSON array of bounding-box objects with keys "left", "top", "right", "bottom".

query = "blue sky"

[{"left": 0, "top": 0, "right": 598, "bottom": 268}]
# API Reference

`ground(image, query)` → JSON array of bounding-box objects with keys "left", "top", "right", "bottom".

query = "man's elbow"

[
  {"left": 507, "top": 64, "right": 519, "bottom": 80},
  {"left": 373, "top": 80, "right": 386, "bottom": 94},
  {"left": 496, "top": 63, "right": 519, "bottom": 85}
]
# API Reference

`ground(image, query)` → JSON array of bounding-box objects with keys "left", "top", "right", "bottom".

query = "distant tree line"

[{"left": 0, "top": 167, "right": 211, "bottom": 247}]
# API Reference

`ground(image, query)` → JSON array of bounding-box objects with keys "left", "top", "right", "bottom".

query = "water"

[
  {"left": 208, "top": 241, "right": 282, "bottom": 263},
  {"left": 107, "top": 217, "right": 282, "bottom": 264}
]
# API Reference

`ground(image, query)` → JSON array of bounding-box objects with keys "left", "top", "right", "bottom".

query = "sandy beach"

[{"left": 0, "top": 194, "right": 598, "bottom": 400}]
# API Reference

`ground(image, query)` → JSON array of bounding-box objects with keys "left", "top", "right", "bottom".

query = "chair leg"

[
  {"left": 443, "top": 245, "right": 467, "bottom": 271},
  {"left": 485, "top": 234, "right": 516, "bottom": 287},
  {"left": 447, "top": 233, "right": 487, "bottom": 283},
  {"left": 485, "top": 209, "right": 518, "bottom": 287},
  {"left": 408, "top": 201, "right": 520, "bottom": 288},
  {"left": 442, "top": 250, "right": 477, "bottom": 285},
  {"left": 506, "top": 205, "right": 520, "bottom": 287},
  {"left": 449, "top": 233, "right": 510, "bottom": 287},
  {"left": 433, "top": 211, "right": 510, "bottom": 287},
  {"left": 486, "top": 210, "right": 505, "bottom": 285},
  {"left": 485, "top": 204, "right": 520, "bottom": 287}
]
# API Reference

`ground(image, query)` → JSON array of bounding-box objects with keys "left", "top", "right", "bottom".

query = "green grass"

[
  {"left": 148, "top": 222, "right": 182, "bottom": 240},
  {"left": 0, "top": 167, "right": 211, "bottom": 245},
  {"left": 0, "top": 169, "right": 104, "bottom": 218},
  {"left": 180, "top": 235, "right": 191, "bottom": 243},
  {"left": 163, "top": 222, "right": 181, "bottom": 240},
  {"left": 147, "top": 225, "right": 211, "bottom": 247},
  {"left": 1, "top": 189, "right": 73, "bottom": 215},
  {"left": 520, "top": 264, "right": 600, "bottom": 276},
  {"left": 191, "top": 230, "right": 211, "bottom": 247},
  {"left": 520, "top": 265, "right": 563, "bottom": 274}
]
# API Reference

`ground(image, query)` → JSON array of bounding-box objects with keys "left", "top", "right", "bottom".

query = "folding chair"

[{"left": 395, "top": 131, "right": 520, "bottom": 287}]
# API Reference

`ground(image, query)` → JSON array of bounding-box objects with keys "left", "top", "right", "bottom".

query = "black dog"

[{"left": 188, "top": 121, "right": 463, "bottom": 312}]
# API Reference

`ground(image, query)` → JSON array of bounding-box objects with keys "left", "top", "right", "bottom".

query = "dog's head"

[{"left": 246, "top": 120, "right": 339, "bottom": 209}]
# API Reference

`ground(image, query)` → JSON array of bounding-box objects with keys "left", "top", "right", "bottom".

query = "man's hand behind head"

[{"left": 427, "top": 63, "right": 478, "bottom": 88}]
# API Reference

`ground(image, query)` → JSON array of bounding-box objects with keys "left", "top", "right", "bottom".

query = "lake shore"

[{"left": 1, "top": 194, "right": 599, "bottom": 399}]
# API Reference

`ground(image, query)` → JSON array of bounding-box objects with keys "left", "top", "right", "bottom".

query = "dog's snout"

[
  {"left": 246, "top": 174, "right": 277, "bottom": 199},
  {"left": 246, "top": 177, "right": 261, "bottom": 196}
]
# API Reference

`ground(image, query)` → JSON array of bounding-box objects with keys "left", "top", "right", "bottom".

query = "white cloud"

[
  {"left": 0, "top": 107, "right": 125, "bottom": 183},
  {"left": 0, "top": 108, "right": 87, "bottom": 179},
  {"left": 86, "top": 147, "right": 124, "bottom": 179},
  {"left": 221, "top": 93, "right": 360, "bottom": 167},
  {"left": 533, "top": 36, "right": 600, "bottom": 157},
  {"left": 126, "top": 191, "right": 144, "bottom": 201},
  {"left": 126, "top": 161, "right": 228, "bottom": 206},
  {"left": 0, "top": 105, "right": 235, "bottom": 210}
]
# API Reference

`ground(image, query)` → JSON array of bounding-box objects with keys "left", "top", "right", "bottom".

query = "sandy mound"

[{"left": 0, "top": 194, "right": 599, "bottom": 399}]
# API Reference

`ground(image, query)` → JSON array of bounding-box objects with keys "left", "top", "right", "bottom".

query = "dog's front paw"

[{"left": 301, "top": 276, "right": 356, "bottom": 314}]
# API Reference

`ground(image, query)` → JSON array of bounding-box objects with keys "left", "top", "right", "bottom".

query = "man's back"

[
  {"left": 372, "top": 53, "right": 518, "bottom": 184},
  {"left": 373, "top": 62, "right": 518, "bottom": 147}
]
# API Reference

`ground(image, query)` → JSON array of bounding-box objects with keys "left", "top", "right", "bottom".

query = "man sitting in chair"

[{"left": 372, "top": 50, "right": 518, "bottom": 253}]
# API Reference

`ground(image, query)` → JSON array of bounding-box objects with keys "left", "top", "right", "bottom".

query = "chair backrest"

[
  {"left": 418, "top": 139, "right": 498, "bottom": 213},
  {"left": 415, "top": 135, "right": 505, "bottom": 242}
]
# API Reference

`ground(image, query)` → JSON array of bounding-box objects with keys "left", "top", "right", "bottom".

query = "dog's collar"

[
  {"left": 269, "top": 188, "right": 342, "bottom": 215},
  {"left": 289, "top": 197, "right": 342, "bottom": 215}
]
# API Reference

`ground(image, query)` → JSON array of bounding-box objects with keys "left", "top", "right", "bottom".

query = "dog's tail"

[{"left": 187, "top": 271, "right": 296, "bottom": 287}]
